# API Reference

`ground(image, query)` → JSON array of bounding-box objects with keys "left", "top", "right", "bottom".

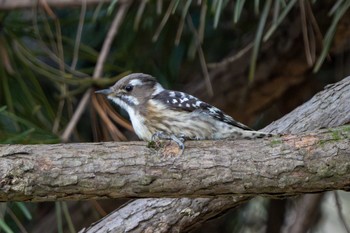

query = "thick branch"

[
  {"left": 1, "top": 127, "right": 350, "bottom": 202},
  {"left": 80, "top": 196, "right": 249, "bottom": 233}
]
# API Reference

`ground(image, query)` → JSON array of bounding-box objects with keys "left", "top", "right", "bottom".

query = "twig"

[
  {"left": 175, "top": 0, "right": 191, "bottom": 45},
  {"left": 6, "top": 207, "right": 29, "bottom": 233},
  {"left": 90, "top": 200, "right": 107, "bottom": 217},
  {"left": 61, "top": 91, "right": 90, "bottom": 141},
  {"left": 93, "top": 1, "right": 131, "bottom": 79},
  {"left": 52, "top": 99, "right": 64, "bottom": 134},
  {"left": 305, "top": 0, "right": 331, "bottom": 64},
  {"left": 92, "top": 95, "right": 127, "bottom": 141},
  {"left": 156, "top": 0, "right": 162, "bottom": 15},
  {"left": 71, "top": 0, "right": 86, "bottom": 70},
  {"left": 207, "top": 43, "right": 253, "bottom": 69},
  {"left": 40, "top": 1, "right": 71, "bottom": 136},
  {"left": 198, "top": 0, "right": 207, "bottom": 44},
  {"left": 152, "top": 0, "right": 177, "bottom": 42},
  {"left": 62, "top": 0, "right": 87, "bottom": 139},
  {"left": 61, "top": 1, "right": 132, "bottom": 142},
  {"left": 299, "top": 0, "right": 313, "bottom": 66},
  {"left": 62, "top": 202, "right": 76, "bottom": 233},
  {"left": 134, "top": 0, "right": 148, "bottom": 31},
  {"left": 32, "top": 3, "right": 87, "bottom": 77},
  {"left": 39, "top": 0, "right": 56, "bottom": 19}
]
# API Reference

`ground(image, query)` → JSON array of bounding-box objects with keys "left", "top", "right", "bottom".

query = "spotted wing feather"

[{"left": 153, "top": 90, "right": 253, "bottom": 131}]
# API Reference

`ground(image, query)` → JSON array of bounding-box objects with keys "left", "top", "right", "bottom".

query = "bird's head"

[{"left": 95, "top": 73, "right": 164, "bottom": 112}]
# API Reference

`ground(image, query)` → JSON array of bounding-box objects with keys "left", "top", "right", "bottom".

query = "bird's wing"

[{"left": 152, "top": 90, "right": 253, "bottom": 131}]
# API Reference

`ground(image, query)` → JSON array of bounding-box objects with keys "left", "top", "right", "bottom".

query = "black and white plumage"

[{"left": 96, "top": 73, "right": 272, "bottom": 142}]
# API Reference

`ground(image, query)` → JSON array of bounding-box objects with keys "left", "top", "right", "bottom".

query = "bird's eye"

[{"left": 125, "top": 85, "right": 133, "bottom": 92}]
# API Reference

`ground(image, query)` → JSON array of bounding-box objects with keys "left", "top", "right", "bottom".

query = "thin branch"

[
  {"left": 62, "top": 202, "right": 76, "bottom": 233},
  {"left": 93, "top": 2, "right": 131, "bottom": 79},
  {"left": 92, "top": 95, "right": 127, "bottom": 141},
  {"left": 305, "top": 1, "right": 323, "bottom": 47},
  {"left": 134, "top": 0, "right": 148, "bottom": 31},
  {"left": 187, "top": 15, "right": 213, "bottom": 96},
  {"left": 90, "top": 200, "right": 107, "bottom": 217},
  {"left": 71, "top": 0, "right": 87, "bottom": 70},
  {"left": 152, "top": 0, "right": 177, "bottom": 42},
  {"left": 156, "top": 0, "right": 162, "bottom": 15},
  {"left": 207, "top": 43, "right": 253, "bottom": 69},
  {"left": 299, "top": 0, "right": 313, "bottom": 66},
  {"left": 61, "top": 90, "right": 90, "bottom": 141},
  {"left": 52, "top": 98, "right": 65, "bottom": 134},
  {"left": 6, "top": 207, "right": 29, "bottom": 233},
  {"left": 175, "top": 0, "right": 191, "bottom": 45}
]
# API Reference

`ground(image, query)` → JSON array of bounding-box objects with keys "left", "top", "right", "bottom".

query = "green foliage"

[
  {"left": 0, "top": 219, "right": 13, "bottom": 233},
  {"left": 0, "top": 203, "right": 33, "bottom": 233},
  {"left": 15, "top": 203, "right": 32, "bottom": 221},
  {"left": 0, "top": 106, "right": 59, "bottom": 144},
  {"left": 314, "top": 0, "right": 350, "bottom": 72}
]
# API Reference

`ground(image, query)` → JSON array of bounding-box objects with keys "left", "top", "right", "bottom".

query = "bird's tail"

[{"left": 239, "top": 130, "right": 274, "bottom": 139}]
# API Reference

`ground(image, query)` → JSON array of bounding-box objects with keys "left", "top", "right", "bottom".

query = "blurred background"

[{"left": 0, "top": 0, "right": 350, "bottom": 232}]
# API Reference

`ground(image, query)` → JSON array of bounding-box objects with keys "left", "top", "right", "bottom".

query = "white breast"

[
  {"left": 128, "top": 111, "right": 153, "bottom": 141},
  {"left": 109, "top": 97, "right": 152, "bottom": 141}
]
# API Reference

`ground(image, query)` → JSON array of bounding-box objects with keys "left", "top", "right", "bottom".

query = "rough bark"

[
  {"left": 81, "top": 76, "right": 350, "bottom": 233},
  {"left": 265, "top": 81, "right": 350, "bottom": 134},
  {"left": 80, "top": 197, "right": 249, "bottom": 233},
  {"left": 1, "top": 125, "right": 349, "bottom": 202},
  {"left": 0, "top": 0, "right": 113, "bottom": 10}
]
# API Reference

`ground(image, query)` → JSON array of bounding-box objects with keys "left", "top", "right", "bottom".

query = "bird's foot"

[{"left": 150, "top": 131, "right": 185, "bottom": 156}]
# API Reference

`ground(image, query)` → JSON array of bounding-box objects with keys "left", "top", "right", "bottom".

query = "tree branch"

[
  {"left": 80, "top": 197, "right": 249, "bottom": 233},
  {"left": 265, "top": 80, "right": 350, "bottom": 134},
  {"left": 1, "top": 125, "right": 349, "bottom": 202},
  {"left": 81, "top": 76, "right": 350, "bottom": 233}
]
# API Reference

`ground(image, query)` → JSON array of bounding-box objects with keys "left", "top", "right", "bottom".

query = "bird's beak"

[{"left": 95, "top": 89, "right": 113, "bottom": 95}]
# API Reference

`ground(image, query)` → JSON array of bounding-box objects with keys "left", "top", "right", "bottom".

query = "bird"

[{"left": 95, "top": 73, "right": 272, "bottom": 151}]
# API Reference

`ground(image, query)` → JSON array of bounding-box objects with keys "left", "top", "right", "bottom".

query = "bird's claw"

[{"left": 150, "top": 131, "right": 185, "bottom": 156}]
